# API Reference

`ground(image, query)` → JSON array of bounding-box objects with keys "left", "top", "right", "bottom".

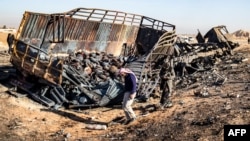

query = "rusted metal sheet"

[
  {"left": 16, "top": 12, "right": 49, "bottom": 48},
  {"left": 15, "top": 8, "right": 175, "bottom": 57},
  {"left": 15, "top": 9, "right": 141, "bottom": 56}
]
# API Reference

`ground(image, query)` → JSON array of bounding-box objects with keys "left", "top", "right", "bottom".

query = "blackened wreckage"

[{"left": 7, "top": 8, "right": 239, "bottom": 109}]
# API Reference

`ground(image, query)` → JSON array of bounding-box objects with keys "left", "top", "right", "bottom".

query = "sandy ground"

[
  {"left": 0, "top": 32, "right": 8, "bottom": 47},
  {"left": 0, "top": 33, "right": 250, "bottom": 140}
]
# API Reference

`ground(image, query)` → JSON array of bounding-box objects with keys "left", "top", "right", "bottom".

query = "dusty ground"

[
  {"left": 0, "top": 32, "right": 8, "bottom": 47},
  {"left": 0, "top": 33, "right": 250, "bottom": 141}
]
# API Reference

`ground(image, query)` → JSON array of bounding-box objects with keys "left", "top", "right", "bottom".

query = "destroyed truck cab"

[
  {"left": 10, "top": 8, "right": 176, "bottom": 108},
  {"left": 198, "top": 25, "right": 239, "bottom": 54}
]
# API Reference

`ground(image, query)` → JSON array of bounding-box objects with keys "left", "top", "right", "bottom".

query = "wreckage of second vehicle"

[{"left": 8, "top": 7, "right": 239, "bottom": 109}]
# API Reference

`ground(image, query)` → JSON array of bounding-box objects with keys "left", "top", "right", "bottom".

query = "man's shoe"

[
  {"left": 165, "top": 101, "right": 173, "bottom": 108},
  {"left": 124, "top": 118, "right": 136, "bottom": 125},
  {"left": 161, "top": 101, "right": 173, "bottom": 109}
]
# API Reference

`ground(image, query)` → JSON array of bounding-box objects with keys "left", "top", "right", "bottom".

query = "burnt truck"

[{"left": 8, "top": 8, "right": 238, "bottom": 109}]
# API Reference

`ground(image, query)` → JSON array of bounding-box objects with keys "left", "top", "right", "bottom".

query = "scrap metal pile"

[
  {"left": 5, "top": 8, "right": 239, "bottom": 109},
  {"left": 173, "top": 26, "right": 239, "bottom": 89}
]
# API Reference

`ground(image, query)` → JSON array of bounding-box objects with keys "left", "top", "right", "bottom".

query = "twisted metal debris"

[{"left": 5, "top": 8, "right": 239, "bottom": 109}]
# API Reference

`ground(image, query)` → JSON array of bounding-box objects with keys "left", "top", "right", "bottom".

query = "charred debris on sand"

[{"left": 0, "top": 8, "right": 240, "bottom": 110}]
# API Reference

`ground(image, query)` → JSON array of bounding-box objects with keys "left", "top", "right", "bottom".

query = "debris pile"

[
  {"left": 8, "top": 48, "right": 128, "bottom": 108},
  {"left": 1, "top": 8, "right": 240, "bottom": 110}
]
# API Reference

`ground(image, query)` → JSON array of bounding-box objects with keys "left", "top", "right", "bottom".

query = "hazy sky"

[{"left": 0, "top": 0, "right": 249, "bottom": 34}]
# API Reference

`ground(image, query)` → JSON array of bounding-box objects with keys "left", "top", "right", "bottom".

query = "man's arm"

[{"left": 129, "top": 74, "right": 137, "bottom": 94}]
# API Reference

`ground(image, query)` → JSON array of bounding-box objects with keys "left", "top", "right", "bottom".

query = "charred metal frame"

[
  {"left": 9, "top": 7, "right": 239, "bottom": 108},
  {"left": 12, "top": 7, "right": 175, "bottom": 85},
  {"left": 10, "top": 7, "right": 176, "bottom": 108},
  {"left": 15, "top": 8, "right": 175, "bottom": 55}
]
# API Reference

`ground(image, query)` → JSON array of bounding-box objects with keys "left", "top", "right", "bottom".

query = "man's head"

[
  {"left": 119, "top": 68, "right": 126, "bottom": 77},
  {"left": 119, "top": 68, "right": 132, "bottom": 77}
]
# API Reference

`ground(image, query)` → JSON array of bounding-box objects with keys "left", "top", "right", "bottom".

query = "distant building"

[{"left": 0, "top": 28, "right": 17, "bottom": 33}]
